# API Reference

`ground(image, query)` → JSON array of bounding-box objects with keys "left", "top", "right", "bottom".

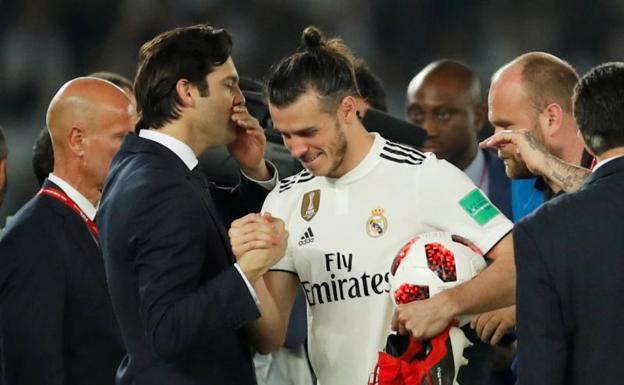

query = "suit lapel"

[
  {"left": 43, "top": 181, "right": 109, "bottom": 292},
  {"left": 187, "top": 170, "right": 234, "bottom": 262},
  {"left": 65, "top": 213, "right": 109, "bottom": 291},
  {"left": 128, "top": 135, "right": 235, "bottom": 263}
]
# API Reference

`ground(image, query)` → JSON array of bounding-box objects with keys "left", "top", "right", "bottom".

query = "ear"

[
  {"left": 68, "top": 126, "right": 86, "bottom": 157},
  {"left": 338, "top": 95, "right": 358, "bottom": 123},
  {"left": 473, "top": 103, "right": 487, "bottom": 135},
  {"left": 175, "top": 79, "right": 195, "bottom": 108},
  {"left": 542, "top": 103, "right": 564, "bottom": 137},
  {"left": 355, "top": 97, "right": 370, "bottom": 119}
]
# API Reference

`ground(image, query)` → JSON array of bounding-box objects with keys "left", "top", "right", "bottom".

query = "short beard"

[
  {"left": 505, "top": 120, "right": 545, "bottom": 179},
  {"left": 505, "top": 160, "right": 534, "bottom": 179},
  {"left": 326, "top": 120, "right": 348, "bottom": 178}
]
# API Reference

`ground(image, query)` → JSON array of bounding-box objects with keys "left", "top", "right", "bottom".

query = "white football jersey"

[{"left": 262, "top": 133, "right": 513, "bottom": 385}]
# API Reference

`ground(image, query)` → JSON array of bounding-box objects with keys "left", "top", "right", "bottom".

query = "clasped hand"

[{"left": 228, "top": 213, "right": 288, "bottom": 282}]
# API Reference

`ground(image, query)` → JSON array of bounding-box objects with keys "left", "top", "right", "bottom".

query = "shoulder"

[
  {"left": 277, "top": 169, "right": 317, "bottom": 194},
  {"left": 2, "top": 195, "right": 60, "bottom": 237},
  {"left": 377, "top": 139, "right": 427, "bottom": 167},
  {"left": 106, "top": 150, "right": 190, "bottom": 200},
  {"left": 415, "top": 151, "right": 474, "bottom": 187},
  {"left": 263, "top": 169, "right": 321, "bottom": 217},
  {"left": 519, "top": 187, "right": 592, "bottom": 235},
  {"left": 0, "top": 197, "right": 65, "bottom": 274}
]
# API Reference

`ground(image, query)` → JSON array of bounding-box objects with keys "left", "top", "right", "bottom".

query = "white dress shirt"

[
  {"left": 48, "top": 173, "right": 97, "bottom": 220},
  {"left": 592, "top": 154, "right": 624, "bottom": 173}
]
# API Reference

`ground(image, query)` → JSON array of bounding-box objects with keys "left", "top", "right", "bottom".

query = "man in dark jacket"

[
  {"left": 0, "top": 77, "right": 134, "bottom": 385},
  {"left": 97, "top": 24, "right": 286, "bottom": 385}
]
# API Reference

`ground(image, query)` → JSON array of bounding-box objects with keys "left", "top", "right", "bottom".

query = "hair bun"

[{"left": 302, "top": 26, "right": 323, "bottom": 50}]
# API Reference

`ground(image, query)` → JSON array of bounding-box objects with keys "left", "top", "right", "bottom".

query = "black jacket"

[
  {"left": 515, "top": 155, "right": 624, "bottom": 385},
  {"left": 0, "top": 180, "right": 124, "bottom": 385},
  {"left": 97, "top": 135, "right": 267, "bottom": 385}
]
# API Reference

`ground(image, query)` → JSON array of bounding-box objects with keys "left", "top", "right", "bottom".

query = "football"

[{"left": 389, "top": 231, "right": 487, "bottom": 326}]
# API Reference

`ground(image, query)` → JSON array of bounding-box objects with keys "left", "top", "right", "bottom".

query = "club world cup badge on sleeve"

[
  {"left": 301, "top": 189, "right": 321, "bottom": 221},
  {"left": 366, "top": 207, "right": 388, "bottom": 238}
]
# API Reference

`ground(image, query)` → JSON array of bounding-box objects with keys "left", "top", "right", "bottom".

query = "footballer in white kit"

[{"left": 262, "top": 133, "right": 513, "bottom": 385}]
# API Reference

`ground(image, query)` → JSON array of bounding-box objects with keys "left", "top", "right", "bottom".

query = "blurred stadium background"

[{"left": 1, "top": 0, "right": 623, "bottom": 224}]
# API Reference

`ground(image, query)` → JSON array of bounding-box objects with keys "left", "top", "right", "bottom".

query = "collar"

[
  {"left": 47, "top": 173, "right": 97, "bottom": 220},
  {"left": 463, "top": 149, "right": 485, "bottom": 185},
  {"left": 139, "top": 129, "right": 198, "bottom": 170},
  {"left": 328, "top": 132, "right": 384, "bottom": 185},
  {"left": 585, "top": 155, "right": 624, "bottom": 186},
  {"left": 591, "top": 154, "right": 624, "bottom": 173}
]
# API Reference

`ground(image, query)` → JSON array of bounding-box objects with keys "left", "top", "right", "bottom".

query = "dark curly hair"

[{"left": 134, "top": 24, "right": 232, "bottom": 132}]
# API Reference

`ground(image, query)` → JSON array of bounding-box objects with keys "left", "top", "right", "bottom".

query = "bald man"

[
  {"left": 393, "top": 52, "right": 589, "bottom": 345},
  {"left": 32, "top": 71, "right": 136, "bottom": 187},
  {"left": 482, "top": 52, "right": 590, "bottom": 196},
  {"left": 406, "top": 60, "right": 512, "bottom": 219},
  {"left": 0, "top": 77, "right": 135, "bottom": 385}
]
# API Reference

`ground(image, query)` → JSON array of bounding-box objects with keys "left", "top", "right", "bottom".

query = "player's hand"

[
  {"left": 470, "top": 305, "right": 516, "bottom": 345},
  {"left": 229, "top": 213, "right": 282, "bottom": 258},
  {"left": 391, "top": 291, "right": 457, "bottom": 340},
  {"left": 480, "top": 129, "right": 549, "bottom": 176},
  {"left": 228, "top": 105, "right": 270, "bottom": 180},
  {"left": 231, "top": 213, "right": 288, "bottom": 282}
]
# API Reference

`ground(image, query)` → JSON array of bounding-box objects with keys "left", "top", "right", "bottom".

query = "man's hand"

[
  {"left": 480, "top": 129, "right": 549, "bottom": 176},
  {"left": 470, "top": 305, "right": 516, "bottom": 345},
  {"left": 228, "top": 105, "right": 271, "bottom": 181},
  {"left": 229, "top": 213, "right": 281, "bottom": 258},
  {"left": 229, "top": 213, "right": 288, "bottom": 282},
  {"left": 391, "top": 290, "right": 458, "bottom": 340},
  {"left": 480, "top": 129, "right": 590, "bottom": 192}
]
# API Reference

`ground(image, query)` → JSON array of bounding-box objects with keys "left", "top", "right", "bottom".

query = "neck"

[
  {"left": 329, "top": 121, "right": 375, "bottom": 178},
  {"left": 554, "top": 122, "right": 585, "bottom": 166},
  {"left": 158, "top": 118, "right": 207, "bottom": 156},
  {"left": 52, "top": 160, "right": 100, "bottom": 206},
  {"left": 458, "top": 145, "right": 479, "bottom": 171}
]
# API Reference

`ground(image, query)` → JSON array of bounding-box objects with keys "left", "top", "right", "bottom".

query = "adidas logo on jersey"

[{"left": 298, "top": 227, "right": 315, "bottom": 246}]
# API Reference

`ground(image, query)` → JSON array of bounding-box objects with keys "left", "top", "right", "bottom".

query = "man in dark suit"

[
  {"left": 97, "top": 24, "right": 287, "bottom": 385},
  {"left": 406, "top": 59, "right": 514, "bottom": 220},
  {"left": 515, "top": 62, "right": 624, "bottom": 385},
  {"left": 0, "top": 77, "right": 135, "bottom": 384}
]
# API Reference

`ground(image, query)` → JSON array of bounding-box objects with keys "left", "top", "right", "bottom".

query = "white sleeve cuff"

[
  {"left": 234, "top": 263, "right": 259, "bottom": 305},
  {"left": 240, "top": 160, "right": 279, "bottom": 190}
]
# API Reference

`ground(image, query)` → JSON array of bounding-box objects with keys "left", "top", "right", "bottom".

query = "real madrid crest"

[
  {"left": 300, "top": 189, "right": 321, "bottom": 221},
  {"left": 366, "top": 207, "right": 388, "bottom": 238}
]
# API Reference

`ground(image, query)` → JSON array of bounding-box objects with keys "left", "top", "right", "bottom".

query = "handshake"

[{"left": 228, "top": 213, "right": 289, "bottom": 283}]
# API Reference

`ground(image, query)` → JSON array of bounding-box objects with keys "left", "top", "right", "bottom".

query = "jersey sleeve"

[
  {"left": 262, "top": 184, "right": 298, "bottom": 274},
  {"left": 415, "top": 154, "right": 513, "bottom": 255}
]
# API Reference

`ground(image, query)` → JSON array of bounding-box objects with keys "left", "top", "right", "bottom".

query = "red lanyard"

[{"left": 38, "top": 187, "right": 99, "bottom": 240}]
